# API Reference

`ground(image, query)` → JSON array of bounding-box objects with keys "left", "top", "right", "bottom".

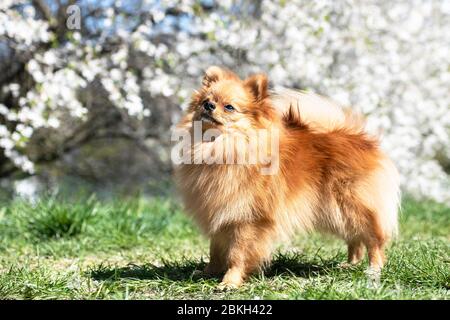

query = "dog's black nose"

[{"left": 203, "top": 101, "right": 216, "bottom": 111}]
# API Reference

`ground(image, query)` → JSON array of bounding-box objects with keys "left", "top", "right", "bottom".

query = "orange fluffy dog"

[{"left": 174, "top": 66, "right": 400, "bottom": 288}]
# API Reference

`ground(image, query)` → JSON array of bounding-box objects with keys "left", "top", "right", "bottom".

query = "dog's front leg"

[
  {"left": 204, "top": 232, "right": 228, "bottom": 276},
  {"left": 218, "top": 222, "right": 274, "bottom": 289}
]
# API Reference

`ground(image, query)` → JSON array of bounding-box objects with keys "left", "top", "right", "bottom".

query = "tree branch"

[{"left": 32, "top": 0, "right": 54, "bottom": 22}]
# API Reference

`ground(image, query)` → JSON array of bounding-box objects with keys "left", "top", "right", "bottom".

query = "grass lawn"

[{"left": 0, "top": 195, "right": 448, "bottom": 300}]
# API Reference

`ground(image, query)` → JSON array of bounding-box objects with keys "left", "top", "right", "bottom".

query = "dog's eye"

[{"left": 224, "top": 104, "right": 235, "bottom": 112}]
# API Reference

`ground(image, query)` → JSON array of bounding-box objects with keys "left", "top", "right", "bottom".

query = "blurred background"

[{"left": 0, "top": 0, "right": 449, "bottom": 203}]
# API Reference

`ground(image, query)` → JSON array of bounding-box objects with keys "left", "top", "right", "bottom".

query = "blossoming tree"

[{"left": 1, "top": 0, "right": 449, "bottom": 202}]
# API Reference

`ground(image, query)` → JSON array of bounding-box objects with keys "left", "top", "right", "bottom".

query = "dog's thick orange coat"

[{"left": 175, "top": 66, "right": 400, "bottom": 288}]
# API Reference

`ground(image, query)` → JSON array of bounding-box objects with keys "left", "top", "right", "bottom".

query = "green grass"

[{"left": 0, "top": 195, "right": 448, "bottom": 299}]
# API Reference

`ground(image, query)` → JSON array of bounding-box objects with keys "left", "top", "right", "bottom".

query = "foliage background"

[{"left": 0, "top": 0, "right": 449, "bottom": 203}]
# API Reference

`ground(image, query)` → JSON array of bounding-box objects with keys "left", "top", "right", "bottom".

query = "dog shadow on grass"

[{"left": 89, "top": 252, "right": 341, "bottom": 283}]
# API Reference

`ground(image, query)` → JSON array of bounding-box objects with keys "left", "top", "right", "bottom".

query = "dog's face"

[{"left": 190, "top": 66, "right": 274, "bottom": 131}]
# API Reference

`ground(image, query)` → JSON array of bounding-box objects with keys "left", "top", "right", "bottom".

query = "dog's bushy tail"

[{"left": 273, "top": 89, "right": 366, "bottom": 134}]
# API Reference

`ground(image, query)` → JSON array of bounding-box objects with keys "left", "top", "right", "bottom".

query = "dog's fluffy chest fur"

[{"left": 175, "top": 164, "right": 262, "bottom": 234}]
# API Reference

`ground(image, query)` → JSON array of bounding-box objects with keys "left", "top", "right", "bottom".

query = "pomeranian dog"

[{"left": 174, "top": 66, "right": 400, "bottom": 288}]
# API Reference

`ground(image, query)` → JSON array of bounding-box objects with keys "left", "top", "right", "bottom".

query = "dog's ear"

[
  {"left": 245, "top": 73, "right": 268, "bottom": 101},
  {"left": 202, "top": 66, "right": 238, "bottom": 87}
]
